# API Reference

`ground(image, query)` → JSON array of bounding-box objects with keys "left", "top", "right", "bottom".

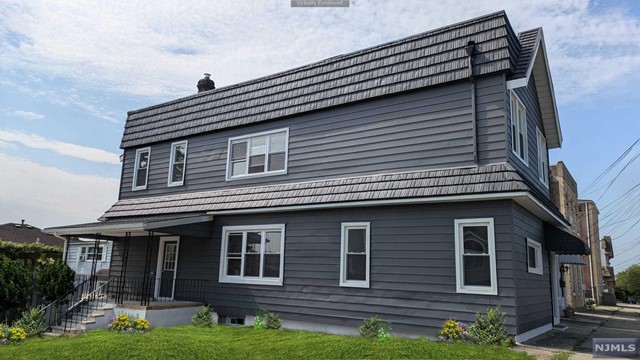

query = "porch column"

[
  {"left": 116, "top": 232, "right": 131, "bottom": 304},
  {"left": 89, "top": 233, "right": 101, "bottom": 292},
  {"left": 63, "top": 236, "right": 71, "bottom": 263},
  {"left": 141, "top": 231, "right": 155, "bottom": 306}
]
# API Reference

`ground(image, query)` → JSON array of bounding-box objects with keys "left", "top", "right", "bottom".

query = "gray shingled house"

[{"left": 45, "top": 11, "right": 589, "bottom": 341}]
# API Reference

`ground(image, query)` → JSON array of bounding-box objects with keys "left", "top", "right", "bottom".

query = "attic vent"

[{"left": 197, "top": 73, "right": 216, "bottom": 93}]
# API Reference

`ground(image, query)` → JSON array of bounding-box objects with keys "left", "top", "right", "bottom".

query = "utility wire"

[
  {"left": 596, "top": 152, "right": 640, "bottom": 203},
  {"left": 582, "top": 137, "right": 639, "bottom": 194}
]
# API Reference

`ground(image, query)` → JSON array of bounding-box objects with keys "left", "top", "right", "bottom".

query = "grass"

[
  {"left": 0, "top": 325, "right": 533, "bottom": 360},
  {"left": 550, "top": 350, "right": 573, "bottom": 360}
]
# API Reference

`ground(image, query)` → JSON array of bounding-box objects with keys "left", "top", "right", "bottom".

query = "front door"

[
  {"left": 550, "top": 252, "right": 563, "bottom": 324},
  {"left": 155, "top": 237, "right": 179, "bottom": 300}
]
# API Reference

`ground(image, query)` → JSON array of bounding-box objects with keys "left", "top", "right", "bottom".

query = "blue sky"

[{"left": 1, "top": 0, "right": 639, "bottom": 272}]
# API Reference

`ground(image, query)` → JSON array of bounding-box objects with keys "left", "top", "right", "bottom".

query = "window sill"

[
  {"left": 132, "top": 186, "right": 147, "bottom": 191},
  {"left": 456, "top": 286, "right": 498, "bottom": 296},
  {"left": 226, "top": 170, "right": 287, "bottom": 182},
  {"left": 167, "top": 182, "right": 184, "bottom": 187},
  {"left": 528, "top": 267, "right": 544, "bottom": 275},
  {"left": 511, "top": 150, "right": 528, "bottom": 167},
  {"left": 219, "top": 277, "right": 283, "bottom": 286},
  {"left": 339, "top": 280, "right": 370, "bottom": 288}
]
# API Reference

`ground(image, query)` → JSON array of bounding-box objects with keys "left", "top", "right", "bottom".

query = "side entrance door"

[{"left": 155, "top": 237, "right": 180, "bottom": 300}]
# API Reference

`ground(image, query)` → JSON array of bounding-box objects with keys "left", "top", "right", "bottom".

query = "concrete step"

[
  {"left": 81, "top": 319, "right": 96, "bottom": 325},
  {"left": 43, "top": 332, "right": 64, "bottom": 337},
  {"left": 89, "top": 312, "right": 105, "bottom": 318},
  {"left": 51, "top": 325, "right": 84, "bottom": 334}
]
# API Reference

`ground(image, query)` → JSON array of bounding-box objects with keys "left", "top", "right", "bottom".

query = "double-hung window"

[
  {"left": 510, "top": 92, "right": 528, "bottom": 165},
  {"left": 168, "top": 141, "right": 188, "bottom": 187},
  {"left": 132, "top": 147, "right": 151, "bottom": 191},
  {"left": 527, "top": 238, "right": 543, "bottom": 275},
  {"left": 454, "top": 218, "right": 497, "bottom": 295},
  {"left": 340, "top": 222, "right": 370, "bottom": 288},
  {"left": 80, "top": 246, "right": 103, "bottom": 262},
  {"left": 227, "top": 129, "right": 288, "bottom": 180},
  {"left": 536, "top": 129, "right": 549, "bottom": 187},
  {"left": 219, "top": 225, "right": 285, "bottom": 286}
]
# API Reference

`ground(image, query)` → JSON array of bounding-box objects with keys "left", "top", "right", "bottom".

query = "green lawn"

[{"left": 0, "top": 325, "right": 533, "bottom": 360}]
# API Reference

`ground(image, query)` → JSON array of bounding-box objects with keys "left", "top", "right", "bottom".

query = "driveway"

[{"left": 514, "top": 304, "right": 640, "bottom": 359}]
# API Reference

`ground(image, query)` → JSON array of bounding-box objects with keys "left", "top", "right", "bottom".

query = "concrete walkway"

[{"left": 514, "top": 303, "right": 640, "bottom": 359}]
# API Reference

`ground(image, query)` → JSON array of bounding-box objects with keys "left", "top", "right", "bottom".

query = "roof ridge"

[{"left": 126, "top": 11, "right": 508, "bottom": 117}]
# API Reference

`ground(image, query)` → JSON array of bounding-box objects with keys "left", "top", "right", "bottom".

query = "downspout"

[
  {"left": 586, "top": 203, "right": 595, "bottom": 301},
  {"left": 465, "top": 41, "right": 478, "bottom": 163}
]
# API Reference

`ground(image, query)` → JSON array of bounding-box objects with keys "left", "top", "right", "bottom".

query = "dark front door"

[{"left": 159, "top": 241, "right": 178, "bottom": 299}]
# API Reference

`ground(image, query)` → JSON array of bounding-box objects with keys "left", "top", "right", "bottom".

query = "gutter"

[{"left": 465, "top": 41, "right": 478, "bottom": 163}]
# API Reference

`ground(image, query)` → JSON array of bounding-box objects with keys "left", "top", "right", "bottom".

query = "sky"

[{"left": 1, "top": 0, "right": 639, "bottom": 272}]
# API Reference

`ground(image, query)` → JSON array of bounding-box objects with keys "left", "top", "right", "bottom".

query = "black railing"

[
  {"left": 40, "top": 275, "right": 112, "bottom": 333},
  {"left": 109, "top": 277, "right": 207, "bottom": 305}
]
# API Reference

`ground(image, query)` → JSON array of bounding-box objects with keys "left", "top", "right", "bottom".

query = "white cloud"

[
  {"left": 0, "top": 130, "right": 121, "bottom": 164},
  {"left": 0, "top": 153, "right": 119, "bottom": 228},
  {"left": 13, "top": 110, "right": 44, "bottom": 120},
  {"left": 0, "top": 0, "right": 638, "bottom": 105}
]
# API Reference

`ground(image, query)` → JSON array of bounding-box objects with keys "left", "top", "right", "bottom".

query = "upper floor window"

[
  {"left": 510, "top": 92, "right": 528, "bottom": 165},
  {"left": 536, "top": 129, "right": 549, "bottom": 188},
  {"left": 340, "top": 222, "right": 370, "bottom": 288},
  {"left": 219, "top": 225, "right": 285, "bottom": 286},
  {"left": 168, "top": 141, "right": 188, "bottom": 187},
  {"left": 132, "top": 147, "right": 151, "bottom": 191},
  {"left": 454, "top": 218, "right": 497, "bottom": 295},
  {"left": 227, "top": 129, "right": 289, "bottom": 180}
]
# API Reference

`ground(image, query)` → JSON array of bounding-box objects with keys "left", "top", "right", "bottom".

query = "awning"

[
  {"left": 43, "top": 214, "right": 213, "bottom": 239},
  {"left": 544, "top": 223, "right": 591, "bottom": 255},
  {"left": 558, "top": 255, "right": 586, "bottom": 265}
]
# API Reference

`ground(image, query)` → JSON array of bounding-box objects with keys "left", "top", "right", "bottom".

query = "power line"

[
  {"left": 598, "top": 181, "right": 640, "bottom": 210},
  {"left": 596, "top": 152, "right": 640, "bottom": 203},
  {"left": 582, "top": 137, "right": 639, "bottom": 194}
]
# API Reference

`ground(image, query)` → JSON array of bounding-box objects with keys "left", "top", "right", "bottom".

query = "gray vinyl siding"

[
  {"left": 506, "top": 76, "right": 550, "bottom": 198},
  {"left": 111, "top": 201, "right": 524, "bottom": 336},
  {"left": 511, "top": 202, "right": 553, "bottom": 333},
  {"left": 108, "top": 237, "right": 159, "bottom": 280},
  {"left": 119, "top": 77, "right": 508, "bottom": 199}
]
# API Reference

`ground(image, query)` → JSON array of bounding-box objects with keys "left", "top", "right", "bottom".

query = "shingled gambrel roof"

[
  {"left": 120, "top": 11, "right": 524, "bottom": 149},
  {"left": 99, "top": 163, "right": 529, "bottom": 219},
  {"left": 512, "top": 28, "right": 540, "bottom": 79}
]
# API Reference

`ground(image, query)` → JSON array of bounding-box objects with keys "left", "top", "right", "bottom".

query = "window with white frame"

[
  {"left": 527, "top": 238, "right": 543, "bottom": 275},
  {"left": 510, "top": 92, "right": 528, "bottom": 164},
  {"left": 454, "top": 218, "right": 497, "bottom": 295},
  {"left": 219, "top": 225, "right": 285, "bottom": 286},
  {"left": 79, "top": 246, "right": 104, "bottom": 262},
  {"left": 227, "top": 129, "right": 288, "bottom": 180},
  {"left": 132, "top": 147, "right": 151, "bottom": 191},
  {"left": 536, "top": 128, "right": 549, "bottom": 187},
  {"left": 340, "top": 222, "right": 370, "bottom": 288},
  {"left": 168, "top": 141, "right": 187, "bottom": 187}
]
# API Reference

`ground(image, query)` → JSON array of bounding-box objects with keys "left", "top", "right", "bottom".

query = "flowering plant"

[
  {"left": 438, "top": 319, "right": 469, "bottom": 342},
  {"left": 107, "top": 313, "right": 150, "bottom": 333},
  {"left": 133, "top": 318, "right": 150, "bottom": 331},
  {"left": 8, "top": 327, "right": 27, "bottom": 342}
]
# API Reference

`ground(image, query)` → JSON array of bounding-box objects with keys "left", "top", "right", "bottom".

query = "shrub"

[
  {"left": 0, "top": 255, "right": 31, "bottom": 320},
  {"left": 266, "top": 311, "right": 283, "bottom": 330},
  {"left": 0, "top": 324, "right": 7, "bottom": 345},
  {"left": 192, "top": 306, "right": 215, "bottom": 328},
  {"left": 8, "top": 327, "right": 27, "bottom": 342},
  {"left": 36, "top": 259, "right": 75, "bottom": 302},
  {"left": 359, "top": 315, "right": 391, "bottom": 341},
  {"left": 468, "top": 306, "right": 511, "bottom": 346},
  {"left": 133, "top": 318, "right": 150, "bottom": 331},
  {"left": 438, "top": 319, "right": 469, "bottom": 342},
  {"left": 13, "top": 308, "right": 46, "bottom": 338},
  {"left": 108, "top": 313, "right": 133, "bottom": 332},
  {"left": 585, "top": 298, "right": 596, "bottom": 310},
  {"left": 253, "top": 308, "right": 267, "bottom": 330}
]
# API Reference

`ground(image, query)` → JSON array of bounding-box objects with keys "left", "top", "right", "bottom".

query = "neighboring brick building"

[
  {"left": 550, "top": 162, "right": 586, "bottom": 309},
  {"left": 600, "top": 236, "right": 617, "bottom": 305},
  {"left": 577, "top": 200, "right": 605, "bottom": 304}
]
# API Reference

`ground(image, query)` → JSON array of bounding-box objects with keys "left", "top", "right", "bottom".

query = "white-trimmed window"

[
  {"left": 132, "top": 147, "right": 151, "bottom": 191},
  {"left": 340, "top": 222, "right": 370, "bottom": 288},
  {"left": 79, "top": 246, "right": 104, "bottom": 262},
  {"left": 219, "top": 225, "right": 285, "bottom": 286},
  {"left": 510, "top": 92, "right": 528, "bottom": 165},
  {"left": 454, "top": 218, "right": 497, "bottom": 295},
  {"left": 536, "top": 128, "right": 549, "bottom": 188},
  {"left": 168, "top": 141, "right": 187, "bottom": 187},
  {"left": 226, "top": 129, "right": 289, "bottom": 180},
  {"left": 527, "top": 238, "right": 543, "bottom": 275}
]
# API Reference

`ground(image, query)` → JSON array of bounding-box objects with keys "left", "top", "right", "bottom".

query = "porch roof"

[
  {"left": 544, "top": 224, "right": 591, "bottom": 255},
  {"left": 43, "top": 214, "right": 212, "bottom": 238},
  {"left": 100, "top": 163, "right": 529, "bottom": 219}
]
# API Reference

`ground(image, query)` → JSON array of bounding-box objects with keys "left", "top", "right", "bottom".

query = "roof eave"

[{"left": 506, "top": 31, "right": 562, "bottom": 149}]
